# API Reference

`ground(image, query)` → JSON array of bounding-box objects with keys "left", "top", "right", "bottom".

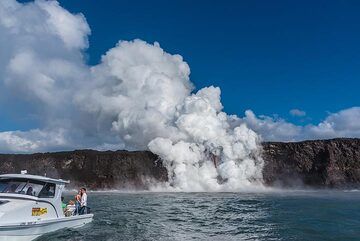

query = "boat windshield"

[{"left": 0, "top": 178, "right": 55, "bottom": 198}]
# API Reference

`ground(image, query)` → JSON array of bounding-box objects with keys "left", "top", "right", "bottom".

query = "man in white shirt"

[{"left": 80, "top": 187, "right": 88, "bottom": 214}]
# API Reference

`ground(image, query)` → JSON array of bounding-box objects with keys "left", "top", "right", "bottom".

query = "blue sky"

[
  {"left": 1, "top": 0, "right": 360, "bottom": 152},
  {"left": 55, "top": 0, "right": 360, "bottom": 123}
]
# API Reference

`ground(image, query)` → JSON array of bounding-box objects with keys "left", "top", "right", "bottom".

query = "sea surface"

[{"left": 37, "top": 191, "right": 360, "bottom": 241}]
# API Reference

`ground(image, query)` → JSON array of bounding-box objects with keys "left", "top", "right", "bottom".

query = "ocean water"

[{"left": 37, "top": 191, "right": 360, "bottom": 241}]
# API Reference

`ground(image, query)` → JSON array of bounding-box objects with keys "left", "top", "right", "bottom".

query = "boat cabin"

[{"left": 0, "top": 174, "right": 69, "bottom": 224}]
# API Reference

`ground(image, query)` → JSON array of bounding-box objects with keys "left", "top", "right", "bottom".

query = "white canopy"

[{"left": 0, "top": 174, "right": 70, "bottom": 185}]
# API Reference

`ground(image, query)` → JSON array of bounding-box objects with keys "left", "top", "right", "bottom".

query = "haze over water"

[{"left": 38, "top": 191, "right": 360, "bottom": 241}]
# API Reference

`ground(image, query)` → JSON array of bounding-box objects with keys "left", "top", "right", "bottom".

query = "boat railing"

[{"left": 64, "top": 204, "right": 91, "bottom": 217}]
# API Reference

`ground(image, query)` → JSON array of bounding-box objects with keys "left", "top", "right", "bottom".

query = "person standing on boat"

[
  {"left": 79, "top": 187, "right": 88, "bottom": 215},
  {"left": 74, "top": 190, "right": 81, "bottom": 215}
]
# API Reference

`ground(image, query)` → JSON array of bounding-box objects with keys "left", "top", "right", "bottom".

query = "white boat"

[{"left": 0, "top": 173, "right": 93, "bottom": 241}]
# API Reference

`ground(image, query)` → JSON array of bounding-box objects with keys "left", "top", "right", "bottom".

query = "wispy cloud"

[
  {"left": 289, "top": 108, "right": 306, "bottom": 117},
  {"left": 240, "top": 107, "right": 360, "bottom": 142}
]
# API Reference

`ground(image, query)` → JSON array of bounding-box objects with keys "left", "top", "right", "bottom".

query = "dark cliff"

[
  {"left": 262, "top": 138, "right": 360, "bottom": 188},
  {"left": 0, "top": 138, "right": 359, "bottom": 189},
  {"left": 0, "top": 150, "right": 168, "bottom": 189}
]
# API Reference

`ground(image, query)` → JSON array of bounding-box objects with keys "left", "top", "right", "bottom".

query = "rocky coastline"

[{"left": 0, "top": 138, "right": 358, "bottom": 189}]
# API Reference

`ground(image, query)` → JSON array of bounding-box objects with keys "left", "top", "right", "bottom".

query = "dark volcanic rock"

[
  {"left": 262, "top": 138, "right": 360, "bottom": 188},
  {"left": 0, "top": 138, "right": 359, "bottom": 189},
  {"left": 0, "top": 150, "right": 167, "bottom": 189}
]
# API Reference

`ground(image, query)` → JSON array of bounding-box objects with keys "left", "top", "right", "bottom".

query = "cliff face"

[
  {"left": 0, "top": 150, "right": 168, "bottom": 189},
  {"left": 0, "top": 138, "right": 359, "bottom": 189},
  {"left": 262, "top": 138, "right": 360, "bottom": 188}
]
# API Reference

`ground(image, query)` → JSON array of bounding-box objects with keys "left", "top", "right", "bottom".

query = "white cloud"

[
  {"left": 305, "top": 107, "right": 360, "bottom": 139},
  {"left": 240, "top": 107, "right": 360, "bottom": 142},
  {"left": 240, "top": 110, "right": 301, "bottom": 142},
  {"left": 0, "top": 0, "right": 90, "bottom": 148},
  {"left": 0, "top": 128, "right": 68, "bottom": 153},
  {"left": 289, "top": 108, "right": 306, "bottom": 117},
  {"left": 37, "top": 0, "right": 90, "bottom": 49},
  {"left": 0, "top": 0, "right": 89, "bottom": 109}
]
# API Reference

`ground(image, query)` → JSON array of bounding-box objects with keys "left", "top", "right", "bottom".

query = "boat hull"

[{"left": 0, "top": 214, "right": 93, "bottom": 241}]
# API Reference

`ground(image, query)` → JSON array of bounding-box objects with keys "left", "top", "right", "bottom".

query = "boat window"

[
  {"left": 21, "top": 182, "right": 44, "bottom": 196},
  {"left": 0, "top": 180, "right": 23, "bottom": 193},
  {"left": 38, "top": 183, "right": 56, "bottom": 198},
  {"left": 0, "top": 178, "right": 45, "bottom": 197}
]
